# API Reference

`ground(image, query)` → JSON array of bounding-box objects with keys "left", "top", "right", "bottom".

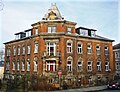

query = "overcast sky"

[{"left": 0, "top": 0, "right": 120, "bottom": 50}]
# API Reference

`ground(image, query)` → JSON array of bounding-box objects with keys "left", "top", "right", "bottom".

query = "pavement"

[{"left": 55, "top": 85, "right": 107, "bottom": 92}]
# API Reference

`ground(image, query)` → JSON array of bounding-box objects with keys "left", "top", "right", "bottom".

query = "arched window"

[
  {"left": 27, "top": 58, "right": 30, "bottom": 71},
  {"left": 34, "top": 57, "right": 38, "bottom": 72},
  {"left": 12, "top": 59, "right": 16, "bottom": 70},
  {"left": 77, "top": 58, "right": 83, "bottom": 71},
  {"left": 13, "top": 46, "right": 16, "bottom": 56},
  {"left": 21, "top": 58, "right": 25, "bottom": 71},
  {"left": 67, "top": 56, "right": 73, "bottom": 71},
  {"left": 97, "top": 61, "right": 101, "bottom": 71},
  {"left": 34, "top": 41, "right": 38, "bottom": 53},
  {"left": 67, "top": 40, "right": 72, "bottom": 53},
  {"left": 77, "top": 42, "right": 82, "bottom": 54},
  {"left": 17, "top": 59, "right": 20, "bottom": 71},
  {"left": 105, "top": 61, "right": 109, "bottom": 71}
]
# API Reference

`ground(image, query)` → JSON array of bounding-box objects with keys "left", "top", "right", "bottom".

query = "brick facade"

[{"left": 4, "top": 4, "right": 115, "bottom": 86}]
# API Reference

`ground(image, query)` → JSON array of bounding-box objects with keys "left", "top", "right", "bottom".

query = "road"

[{"left": 98, "top": 89, "right": 120, "bottom": 92}]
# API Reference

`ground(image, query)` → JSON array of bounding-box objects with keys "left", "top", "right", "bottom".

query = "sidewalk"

[{"left": 55, "top": 85, "right": 107, "bottom": 92}]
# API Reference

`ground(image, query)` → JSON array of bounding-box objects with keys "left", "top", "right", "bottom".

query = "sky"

[{"left": 0, "top": 0, "right": 120, "bottom": 50}]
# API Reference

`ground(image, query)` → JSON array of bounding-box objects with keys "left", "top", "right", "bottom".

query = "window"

[
  {"left": 35, "top": 28, "right": 38, "bottom": 35},
  {"left": 7, "top": 48, "right": 10, "bottom": 56},
  {"left": 105, "top": 61, "right": 109, "bottom": 71},
  {"left": 67, "top": 61, "right": 72, "bottom": 71},
  {"left": 96, "top": 45, "right": 100, "bottom": 55},
  {"left": 18, "top": 46, "right": 20, "bottom": 55},
  {"left": 22, "top": 45, "right": 25, "bottom": 55},
  {"left": 87, "top": 44, "right": 92, "bottom": 54},
  {"left": 80, "top": 29, "right": 88, "bottom": 36},
  {"left": 68, "top": 27, "right": 72, "bottom": 34},
  {"left": 26, "top": 31, "right": 31, "bottom": 37},
  {"left": 46, "top": 60, "right": 56, "bottom": 71},
  {"left": 104, "top": 46, "right": 108, "bottom": 55},
  {"left": 97, "top": 61, "right": 101, "bottom": 71},
  {"left": 78, "top": 43, "right": 82, "bottom": 54},
  {"left": 27, "top": 59, "right": 30, "bottom": 71},
  {"left": 6, "top": 62, "right": 10, "bottom": 70},
  {"left": 78, "top": 60, "right": 82, "bottom": 71},
  {"left": 91, "top": 31, "right": 95, "bottom": 37},
  {"left": 47, "top": 42, "right": 56, "bottom": 56},
  {"left": 116, "top": 62, "right": 120, "bottom": 70},
  {"left": 27, "top": 45, "right": 31, "bottom": 54},
  {"left": 48, "top": 26, "right": 56, "bottom": 33},
  {"left": 88, "top": 61, "right": 92, "bottom": 72},
  {"left": 17, "top": 59, "right": 20, "bottom": 71},
  {"left": 34, "top": 42, "right": 38, "bottom": 53},
  {"left": 67, "top": 43, "right": 72, "bottom": 53},
  {"left": 115, "top": 52, "right": 120, "bottom": 58},
  {"left": 21, "top": 59, "right": 25, "bottom": 71},
  {"left": 34, "top": 57, "right": 38, "bottom": 72},
  {"left": 12, "top": 62, "right": 15, "bottom": 70},
  {"left": 13, "top": 46, "right": 16, "bottom": 56}
]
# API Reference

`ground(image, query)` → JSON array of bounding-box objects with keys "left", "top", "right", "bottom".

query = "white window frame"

[
  {"left": 67, "top": 42, "right": 72, "bottom": 53},
  {"left": 6, "top": 62, "right": 10, "bottom": 70},
  {"left": 46, "top": 61, "right": 56, "bottom": 71},
  {"left": 105, "top": 61, "right": 109, "bottom": 71},
  {"left": 87, "top": 61, "right": 92, "bottom": 72},
  {"left": 17, "top": 61, "right": 20, "bottom": 71},
  {"left": 47, "top": 42, "right": 56, "bottom": 56},
  {"left": 27, "top": 61, "right": 30, "bottom": 71},
  {"left": 7, "top": 48, "right": 10, "bottom": 56},
  {"left": 22, "top": 61, "right": 25, "bottom": 71},
  {"left": 67, "top": 60, "right": 72, "bottom": 71},
  {"left": 48, "top": 26, "right": 56, "bottom": 33},
  {"left": 18, "top": 46, "right": 20, "bottom": 55},
  {"left": 27, "top": 45, "right": 31, "bottom": 54},
  {"left": 35, "top": 28, "right": 38, "bottom": 35},
  {"left": 97, "top": 61, "right": 101, "bottom": 71},
  {"left": 22, "top": 45, "right": 25, "bottom": 55},
  {"left": 77, "top": 43, "right": 82, "bottom": 54},
  {"left": 104, "top": 46, "right": 109, "bottom": 55},
  {"left": 96, "top": 45, "right": 100, "bottom": 55},
  {"left": 26, "top": 31, "right": 31, "bottom": 37},
  {"left": 78, "top": 60, "right": 82, "bottom": 71},
  {"left": 116, "top": 62, "right": 120, "bottom": 70},
  {"left": 87, "top": 44, "right": 92, "bottom": 54},
  {"left": 12, "top": 62, "right": 15, "bottom": 70},
  {"left": 80, "top": 29, "right": 88, "bottom": 36},
  {"left": 34, "top": 42, "right": 38, "bottom": 53},
  {"left": 68, "top": 27, "right": 72, "bottom": 34},
  {"left": 13, "top": 46, "right": 16, "bottom": 56}
]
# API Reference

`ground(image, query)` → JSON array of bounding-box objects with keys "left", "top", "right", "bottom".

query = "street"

[{"left": 98, "top": 89, "right": 120, "bottom": 92}]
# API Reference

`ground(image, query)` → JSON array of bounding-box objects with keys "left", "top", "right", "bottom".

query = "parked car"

[{"left": 107, "top": 79, "right": 120, "bottom": 89}]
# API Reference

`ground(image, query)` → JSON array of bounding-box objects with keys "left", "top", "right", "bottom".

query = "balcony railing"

[{"left": 42, "top": 51, "right": 61, "bottom": 58}]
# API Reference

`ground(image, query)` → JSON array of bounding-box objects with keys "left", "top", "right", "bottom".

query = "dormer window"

[
  {"left": 26, "top": 31, "right": 31, "bottom": 37},
  {"left": 68, "top": 27, "right": 72, "bottom": 34},
  {"left": 80, "top": 29, "right": 88, "bottom": 36},
  {"left": 91, "top": 31, "right": 95, "bottom": 37},
  {"left": 48, "top": 26, "right": 56, "bottom": 33},
  {"left": 15, "top": 34, "right": 20, "bottom": 40}
]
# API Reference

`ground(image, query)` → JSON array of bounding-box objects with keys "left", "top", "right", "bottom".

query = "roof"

[
  {"left": 42, "top": 3, "right": 64, "bottom": 20},
  {"left": 95, "top": 35, "right": 114, "bottom": 42},
  {"left": 113, "top": 43, "right": 120, "bottom": 49},
  {"left": 76, "top": 27, "right": 97, "bottom": 31}
]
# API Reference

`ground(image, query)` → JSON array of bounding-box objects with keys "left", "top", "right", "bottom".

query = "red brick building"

[{"left": 4, "top": 4, "right": 114, "bottom": 86}]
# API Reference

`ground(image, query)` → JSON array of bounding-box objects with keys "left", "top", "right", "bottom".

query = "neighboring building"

[
  {"left": 0, "top": 50, "right": 4, "bottom": 79},
  {"left": 4, "top": 4, "right": 114, "bottom": 86},
  {"left": 113, "top": 43, "right": 120, "bottom": 77}
]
